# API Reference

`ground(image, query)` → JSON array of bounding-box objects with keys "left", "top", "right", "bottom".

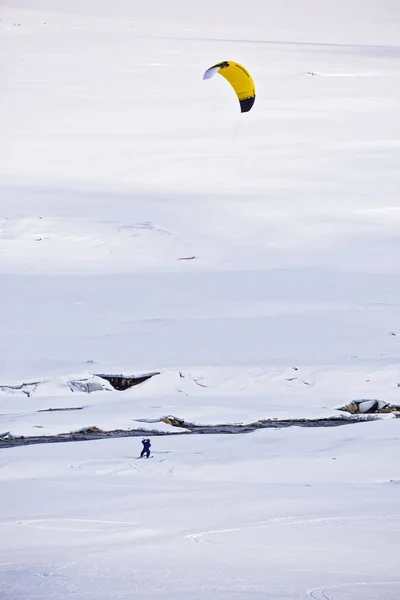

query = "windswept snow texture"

[{"left": 1, "top": 0, "right": 400, "bottom": 598}]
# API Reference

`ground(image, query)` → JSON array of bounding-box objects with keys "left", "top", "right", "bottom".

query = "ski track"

[
  {"left": 69, "top": 456, "right": 172, "bottom": 476},
  {"left": 308, "top": 582, "right": 400, "bottom": 600},
  {"left": 14, "top": 517, "right": 137, "bottom": 529},
  {"left": 184, "top": 513, "right": 399, "bottom": 544},
  {"left": 69, "top": 457, "right": 147, "bottom": 476}
]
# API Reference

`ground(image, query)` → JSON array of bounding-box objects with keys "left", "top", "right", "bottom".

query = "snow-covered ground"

[
  {"left": 1, "top": 423, "right": 400, "bottom": 599},
  {"left": 1, "top": 0, "right": 400, "bottom": 597}
]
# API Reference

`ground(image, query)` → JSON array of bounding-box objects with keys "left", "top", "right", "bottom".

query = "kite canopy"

[{"left": 203, "top": 61, "right": 256, "bottom": 113}]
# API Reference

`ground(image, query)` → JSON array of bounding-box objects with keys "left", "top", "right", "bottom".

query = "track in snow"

[{"left": 309, "top": 582, "right": 400, "bottom": 600}]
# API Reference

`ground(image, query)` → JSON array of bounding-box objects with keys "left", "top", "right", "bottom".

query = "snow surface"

[{"left": 1, "top": 0, "right": 400, "bottom": 597}]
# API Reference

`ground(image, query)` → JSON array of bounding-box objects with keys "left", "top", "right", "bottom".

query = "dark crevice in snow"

[
  {"left": 160, "top": 414, "right": 378, "bottom": 432},
  {"left": 0, "top": 415, "right": 378, "bottom": 449},
  {"left": 37, "top": 407, "right": 84, "bottom": 413},
  {"left": 96, "top": 372, "right": 160, "bottom": 390}
]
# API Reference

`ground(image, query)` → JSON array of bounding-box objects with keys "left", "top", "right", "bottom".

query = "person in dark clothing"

[{"left": 140, "top": 438, "right": 151, "bottom": 458}]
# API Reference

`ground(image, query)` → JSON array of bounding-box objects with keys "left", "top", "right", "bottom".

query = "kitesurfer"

[{"left": 140, "top": 438, "right": 151, "bottom": 458}]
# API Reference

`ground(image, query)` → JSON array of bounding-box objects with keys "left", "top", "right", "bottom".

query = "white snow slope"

[{"left": 1, "top": 0, "right": 400, "bottom": 598}]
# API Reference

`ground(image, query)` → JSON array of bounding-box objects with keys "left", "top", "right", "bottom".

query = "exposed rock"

[
  {"left": 161, "top": 415, "right": 187, "bottom": 428},
  {"left": 75, "top": 426, "right": 103, "bottom": 435},
  {"left": 338, "top": 399, "right": 400, "bottom": 414}
]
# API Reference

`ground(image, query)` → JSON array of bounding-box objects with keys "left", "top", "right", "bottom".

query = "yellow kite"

[{"left": 203, "top": 61, "right": 256, "bottom": 113}]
